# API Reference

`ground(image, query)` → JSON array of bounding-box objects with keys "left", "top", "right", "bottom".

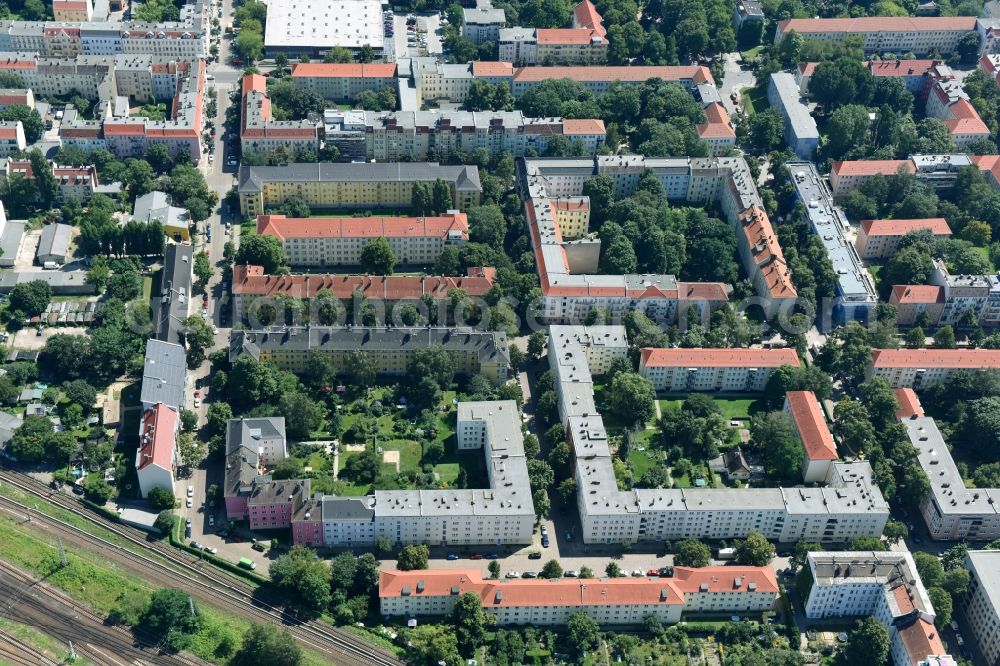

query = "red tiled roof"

[
  {"left": 860, "top": 218, "right": 951, "bottom": 237},
  {"left": 379, "top": 566, "right": 777, "bottom": 608},
  {"left": 640, "top": 347, "right": 800, "bottom": 369},
  {"left": 535, "top": 28, "right": 607, "bottom": 45},
  {"left": 471, "top": 61, "right": 514, "bottom": 78},
  {"left": 698, "top": 103, "right": 736, "bottom": 138},
  {"left": 865, "top": 59, "right": 938, "bottom": 77},
  {"left": 513, "top": 65, "right": 712, "bottom": 85},
  {"left": 573, "top": 0, "right": 606, "bottom": 37},
  {"left": 778, "top": 17, "right": 976, "bottom": 34},
  {"left": 677, "top": 282, "right": 729, "bottom": 301},
  {"left": 0, "top": 91, "right": 31, "bottom": 106},
  {"left": 138, "top": 403, "right": 176, "bottom": 471},
  {"left": 257, "top": 213, "right": 468, "bottom": 241},
  {"left": 894, "top": 388, "right": 924, "bottom": 419},
  {"left": 798, "top": 62, "right": 818, "bottom": 77},
  {"left": 897, "top": 617, "right": 947, "bottom": 664},
  {"left": 562, "top": 118, "right": 606, "bottom": 135},
  {"left": 785, "top": 391, "right": 837, "bottom": 462},
  {"left": 232, "top": 265, "right": 496, "bottom": 299},
  {"left": 889, "top": 284, "right": 944, "bottom": 305},
  {"left": 739, "top": 205, "right": 797, "bottom": 299},
  {"left": 871, "top": 349, "right": 1000, "bottom": 369},
  {"left": 832, "top": 160, "right": 914, "bottom": 177},
  {"left": 291, "top": 63, "right": 397, "bottom": 79}
]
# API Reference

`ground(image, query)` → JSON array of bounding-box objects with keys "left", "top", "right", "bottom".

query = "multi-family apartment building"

[
  {"left": 223, "top": 416, "right": 303, "bottom": 530},
  {"left": 53, "top": 0, "right": 93, "bottom": 22},
  {"left": 140, "top": 339, "right": 185, "bottom": 411},
  {"left": 0, "top": 120, "right": 24, "bottom": 156},
  {"left": 230, "top": 327, "right": 510, "bottom": 384},
  {"left": 379, "top": 566, "right": 778, "bottom": 626},
  {"left": 462, "top": 0, "right": 505, "bottom": 44},
  {"left": 890, "top": 285, "right": 946, "bottom": 327},
  {"left": 767, "top": 73, "right": 819, "bottom": 160},
  {"left": 519, "top": 157, "right": 730, "bottom": 325},
  {"left": 787, "top": 162, "right": 879, "bottom": 328},
  {"left": 232, "top": 264, "right": 497, "bottom": 325},
  {"left": 0, "top": 158, "right": 114, "bottom": 203},
  {"left": 255, "top": 211, "right": 468, "bottom": 267},
  {"left": 509, "top": 64, "right": 712, "bottom": 97},
  {"left": 289, "top": 62, "right": 398, "bottom": 103},
  {"left": 829, "top": 153, "right": 1000, "bottom": 196},
  {"left": 961, "top": 550, "right": 1000, "bottom": 666},
  {"left": 925, "top": 78, "right": 990, "bottom": 147},
  {"left": 519, "top": 156, "right": 794, "bottom": 323},
  {"left": 856, "top": 218, "right": 952, "bottom": 260},
  {"left": 40, "top": 54, "right": 206, "bottom": 161},
  {"left": 550, "top": 326, "right": 889, "bottom": 545},
  {"left": 0, "top": 18, "right": 210, "bottom": 58},
  {"left": 803, "top": 551, "right": 951, "bottom": 666},
  {"left": 240, "top": 73, "right": 320, "bottom": 159},
  {"left": 323, "top": 110, "right": 606, "bottom": 162},
  {"left": 291, "top": 401, "right": 535, "bottom": 547},
  {"left": 237, "top": 163, "right": 482, "bottom": 216},
  {"left": 867, "top": 349, "right": 1000, "bottom": 388},
  {"left": 784, "top": 391, "right": 838, "bottom": 483},
  {"left": 497, "top": 0, "right": 607, "bottom": 64},
  {"left": 928, "top": 258, "right": 1000, "bottom": 326},
  {"left": 134, "top": 402, "right": 177, "bottom": 498},
  {"left": 905, "top": 414, "right": 1000, "bottom": 541},
  {"left": 774, "top": 17, "right": 978, "bottom": 55},
  {"left": 638, "top": 348, "right": 800, "bottom": 393},
  {"left": 0, "top": 88, "right": 34, "bottom": 109},
  {"left": 498, "top": 26, "right": 607, "bottom": 65}
]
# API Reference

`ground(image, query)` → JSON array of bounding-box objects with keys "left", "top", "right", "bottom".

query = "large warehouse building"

[{"left": 264, "top": 0, "right": 386, "bottom": 59}]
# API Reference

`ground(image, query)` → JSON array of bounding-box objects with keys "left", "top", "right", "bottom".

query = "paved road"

[{"left": 720, "top": 52, "right": 756, "bottom": 116}]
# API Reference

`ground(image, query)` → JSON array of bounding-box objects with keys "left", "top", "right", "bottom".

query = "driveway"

[{"left": 720, "top": 52, "right": 756, "bottom": 116}]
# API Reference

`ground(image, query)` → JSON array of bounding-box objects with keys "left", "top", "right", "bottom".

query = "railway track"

[
  {"left": 0, "top": 559, "right": 204, "bottom": 665},
  {"left": 0, "top": 469, "right": 404, "bottom": 666},
  {"left": 0, "top": 625, "right": 59, "bottom": 666}
]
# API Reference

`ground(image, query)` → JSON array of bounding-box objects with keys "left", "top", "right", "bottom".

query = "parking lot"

[{"left": 392, "top": 12, "right": 442, "bottom": 58}]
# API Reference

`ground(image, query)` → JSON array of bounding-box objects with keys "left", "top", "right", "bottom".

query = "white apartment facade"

[
  {"left": 380, "top": 567, "right": 778, "bottom": 626},
  {"left": 866, "top": 349, "right": 1000, "bottom": 388},
  {"left": 804, "top": 551, "right": 950, "bottom": 666},
  {"left": 639, "top": 348, "right": 800, "bottom": 393},
  {"left": 774, "top": 17, "right": 978, "bottom": 54},
  {"left": 550, "top": 326, "right": 889, "bottom": 546},
  {"left": 962, "top": 550, "right": 1000, "bottom": 666}
]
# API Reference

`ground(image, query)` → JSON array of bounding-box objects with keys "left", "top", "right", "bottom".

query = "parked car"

[
  {"left": 252, "top": 542, "right": 266, "bottom": 552},
  {"left": 485, "top": 553, "right": 499, "bottom": 560},
  {"left": 469, "top": 553, "right": 483, "bottom": 560},
  {"left": 631, "top": 569, "right": 644, "bottom": 577},
  {"left": 186, "top": 497, "right": 193, "bottom": 508},
  {"left": 647, "top": 568, "right": 660, "bottom": 577},
  {"left": 505, "top": 571, "right": 519, "bottom": 578},
  {"left": 205, "top": 546, "right": 218, "bottom": 554},
  {"left": 522, "top": 571, "right": 537, "bottom": 578},
  {"left": 541, "top": 535, "right": 550, "bottom": 547},
  {"left": 563, "top": 570, "right": 577, "bottom": 578},
  {"left": 208, "top": 515, "right": 215, "bottom": 526},
  {"left": 527, "top": 551, "right": 541, "bottom": 560},
  {"left": 187, "top": 485, "right": 194, "bottom": 497},
  {"left": 658, "top": 567, "right": 674, "bottom": 577},
  {"left": 446, "top": 553, "right": 459, "bottom": 560}
]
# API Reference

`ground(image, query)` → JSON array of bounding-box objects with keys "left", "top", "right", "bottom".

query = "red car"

[
  {"left": 469, "top": 553, "right": 483, "bottom": 560},
  {"left": 646, "top": 569, "right": 659, "bottom": 577},
  {"left": 194, "top": 390, "right": 201, "bottom": 398}
]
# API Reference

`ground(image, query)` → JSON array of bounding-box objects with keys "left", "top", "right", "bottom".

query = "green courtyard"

[
  {"left": 287, "top": 386, "right": 489, "bottom": 497},
  {"left": 614, "top": 395, "right": 765, "bottom": 491}
]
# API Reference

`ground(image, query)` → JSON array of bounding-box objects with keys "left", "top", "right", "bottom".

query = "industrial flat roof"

[{"left": 264, "top": 0, "right": 384, "bottom": 49}]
